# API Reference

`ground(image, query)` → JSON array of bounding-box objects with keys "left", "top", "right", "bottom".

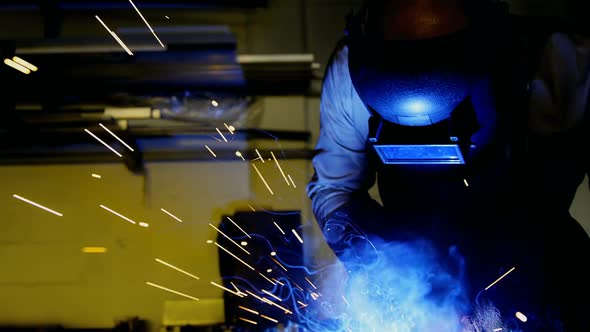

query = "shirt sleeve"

[
  {"left": 306, "top": 43, "right": 377, "bottom": 222},
  {"left": 529, "top": 32, "right": 590, "bottom": 134}
]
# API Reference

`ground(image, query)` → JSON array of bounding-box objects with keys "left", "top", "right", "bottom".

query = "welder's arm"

[
  {"left": 527, "top": 32, "right": 590, "bottom": 215},
  {"left": 306, "top": 45, "right": 386, "bottom": 253},
  {"left": 529, "top": 33, "right": 590, "bottom": 134}
]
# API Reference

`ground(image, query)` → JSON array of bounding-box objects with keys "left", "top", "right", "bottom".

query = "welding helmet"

[{"left": 347, "top": 0, "right": 506, "bottom": 165}]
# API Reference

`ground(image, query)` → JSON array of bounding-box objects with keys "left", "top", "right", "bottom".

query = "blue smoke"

[
  {"left": 342, "top": 240, "right": 467, "bottom": 331},
  {"left": 298, "top": 237, "right": 472, "bottom": 332},
  {"left": 219, "top": 209, "right": 514, "bottom": 331},
  {"left": 222, "top": 212, "right": 505, "bottom": 331}
]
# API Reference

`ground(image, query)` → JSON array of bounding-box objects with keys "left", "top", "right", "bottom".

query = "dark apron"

[{"left": 373, "top": 112, "right": 590, "bottom": 330}]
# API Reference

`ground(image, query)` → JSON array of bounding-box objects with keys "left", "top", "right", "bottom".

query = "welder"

[{"left": 307, "top": 0, "right": 590, "bottom": 330}]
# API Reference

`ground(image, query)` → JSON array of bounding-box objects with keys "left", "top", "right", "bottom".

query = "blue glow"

[
  {"left": 299, "top": 238, "right": 473, "bottom": 331},
  {"left": 374, "top": 144, "right": 465, "bottom": 164},
  {"left": 219, "top": 213, "right": 515, "bottom": 332},
  {"left": 402, "top": 98, "right": 432, "bottom": 113},
  {"left": 223, "top": 228, "right": 511, "bottom": 331}
]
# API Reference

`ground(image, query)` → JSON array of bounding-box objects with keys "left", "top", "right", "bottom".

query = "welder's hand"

[
  {"left": 320, "top": 209, "right": 378, "bottom": 271},
  {"left": 321, "top": 210, "right": 348, "bottom": 245},
  {"left": 318, "top": 196, "right": 393, "bottom": 270}
]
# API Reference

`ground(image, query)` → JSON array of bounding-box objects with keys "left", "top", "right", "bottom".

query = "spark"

[
  {"left": 464, "top": 179, "right": 469, "bottom": 187},
  {"left": 288, "top": 174, "right": 297, "bottom": 188},
  {"left": 206, "top": 240, "right": 213, "bottom": 243},
  {"left": 139, "top": 222, "right": 149, "bottom": 227},
  {"left": 310, "top": 292, "right": 320, "bottom": 300},
  {"left": 209, "top": 135, "right": 223, "bottom": 143},
  {"left": 214, "top": 242, "right": 254, "bottom": 271},
  {"left": 230, "top": 282, "right": 246, "bottom": 296},
  {"left": 241, "top": 241, "right": 248, "bottom": 246},
  {"left": 211, "top": 100, "right": 219, "bottom": 107},
  {"left": 271, "top": 258, "right": 288, "bottom": 272},
  {"left": 160, "top": 208, "right": 183, "bottom": 223},
  {"left": 155, "top": 258, "right": 200, "bottom": 280},
  {"left": 515, "top": 311, "right": 527, "bottom": 322},
  {"left": 291, "top": 229, "right": 304, "bottom": 243},
  {"left": 245, "top": 290, "right": 264, "bottom": 302},
  {"left": 12, "top": 56, "right": 37, "bottom": 72},
  {"left": 165, "top": 15, "right": 170, "bottom": 19},
  {"left": 146, "top": 281, "right": 199, "bottom": 301},
  {"left": 262, "top": 289, "right": 282, "bottom": 302},
  {"left": 239, "top": 317, "right": 257, "bottom": 325},
  {"left": 266, "top": 268, "right": 272, "bottom": 273},
  {"left": 252, "top": 164, "right": 274, "bottom": 195},
  {"left": 272, "top": 278, "right": 285, "bottom": 286},
  {"left": 210, "top": 281, "right": 244, "bottom": 297},
  {"left": 297, "top": 300, "right": 308, "bottom": 307},
  {"left": 91, "top": 173, "right": 102, "bottom": 179},
  {"left": 216, "top": 128, "right": 228, "bottom": 142},
  {"left": 235, "top": 151, "right": 245, "bottom": 161},
  {"left": 255, "top": 149, "right": 265, "bottom": 163},
  {"left": 485, "top": 267, "right": 516, "bottom": 291},
  {"left": 248, "top": 204, "right": 256, "bottom": 211},
  {"left": 99, "top": 123, "right": 134, "bottom": 151},
  {"left": 12, "top": 194, "right": 63, "bottom": 216},
  {"left": 100, "top": 204, "right": 137, "bottom": 224},
  {"left": 224, "top": 123, "right": 234, "bottom": 134},
  {"left": 271, "top": 151, "right": 290, "bottom": 185},
  {"left": 209, "top": 223, "right": 250, "bottom": 255},
  {"left": 273, "top": 221, "right": 285, "bottom": 235},
  {"left": 82, "top": 247, "right": 107, "bottom": 253},
  {"left": 261, "top": 297, "right": 292, "bottom": 314},
  {"left": 85, "top": 129, "right": 122, "bottom": 157},
  {"left": 246, "top": 291, "right": 292, "bottom": 314},
  {"left": 305, "top": 276, "right": 317, "bottom": 290},
  {"left": 204, "top": 145, "right": 216, "bottom": 157},
  {"left": 342, "top": 295, "right": 350, "bottom": 306},
  {"left": 128, "top": 0, "right": 165, "bottom": 48},
  {"left": 95, "top": 15, "right": 133, "bottom": 55},
  {"left": 3, "top": 58, "right": 30, "bottom": 74},
  {"left": 493, "top": 329, "right": 503, "bottom": 332},
  {"left": 292, "top": 282, "right": 304, "bottom": 291},
  {"left": 227, "top": 216, "right": 251, "bottom": 239},
  {"left": 239, "top": 306, "right": 259, "bottom": 315},
  {"left": 270, "top": 251, "right": 276, "bottom": 256},
  {"left": 111, "top": 32, "right": 134, "bottom": 55},
  {"left": 258, "top": 272, "right": 276, "bottom": 286},
  {"left": 260, "top": 314, "right": 278, "bottom": 323}
]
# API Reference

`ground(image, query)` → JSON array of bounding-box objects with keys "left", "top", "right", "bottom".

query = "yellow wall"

[
  {"left": 0, "top": 96, "right": 320, "bottom": 331},
  {"left": 0, "top": 162, "right": 250, "bottom": 329},
  {"left": 571, "top": 176, "right": 590, "bottom": 235}
]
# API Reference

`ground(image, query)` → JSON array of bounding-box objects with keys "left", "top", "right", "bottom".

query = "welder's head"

[
  {"left": 347, "top": 0, "right": 500, "bottom": 127},
  {"left": 364, "top": 0, "right": 469, "bottom": 41}
]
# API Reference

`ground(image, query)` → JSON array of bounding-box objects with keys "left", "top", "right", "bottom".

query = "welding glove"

[{"left": 318, "top": 194, "right": 420, "bottom": 271}]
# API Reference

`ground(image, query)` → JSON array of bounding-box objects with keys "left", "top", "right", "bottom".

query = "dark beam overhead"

[{"left": 0, "top": 0, "right": 269, "bottom": 10}]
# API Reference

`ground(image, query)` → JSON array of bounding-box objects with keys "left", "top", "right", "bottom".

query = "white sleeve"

[{"left": 306, "top": 44, "right": 376, "bottom": 222}]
